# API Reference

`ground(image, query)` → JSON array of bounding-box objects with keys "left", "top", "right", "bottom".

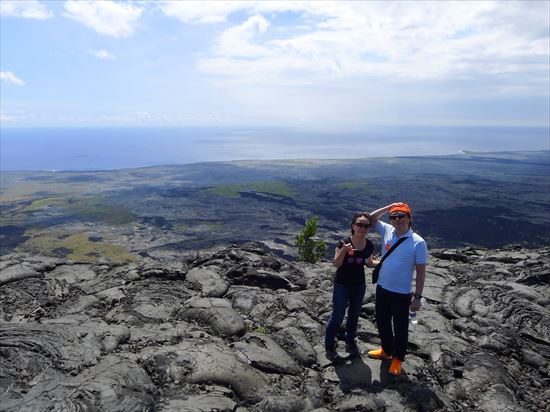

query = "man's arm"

[
  {"left": 369, "top": 202, "right": 404, "bottom": 221},
  {"left": 410, "top": 263, "right": 426, "bottom": 311},
  {"left": 365, "top": 250, "right": 377, "bottom": 267}
]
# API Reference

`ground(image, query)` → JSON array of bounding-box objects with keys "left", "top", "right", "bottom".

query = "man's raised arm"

[{"left": 369, "top": 202, "right": 405, "bottom": 221}]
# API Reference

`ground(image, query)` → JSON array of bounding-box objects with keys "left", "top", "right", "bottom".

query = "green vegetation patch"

[
  {"left": 173, "top": 223, "right": 190, "bottom": 232},
  {"left": 201, "top": 221, "right": 224, "bottom": 230},
  {"left": 335, "top": 180, "right": 369, "bottom": 191},
  {"left": 26, "top": 197, "right": 68, "bottom": 211},
  {"left": 24, "top": 195, "right": 136, "bottom": 225},
  {"left": 69, "top": 197, "right": 135, "bottom": 225},
  {"left": 173, "top": 221, "right": 224, "bottom": 233},
  {"left": 20, "top": 229, "right": 138, "bottom": 263},
  {"left": 206, "top": 181, "right": 295, "bottom": 199},
  {"left": 206, "top": 184, "right": 243, "bottom": 198},
  {"left": 246, "top": 324, "right": 269, "bottom": 334}
]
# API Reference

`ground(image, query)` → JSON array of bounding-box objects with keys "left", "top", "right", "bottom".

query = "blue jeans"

[{"left": 325, "top": 282, "right": 366, "bottom": 348}]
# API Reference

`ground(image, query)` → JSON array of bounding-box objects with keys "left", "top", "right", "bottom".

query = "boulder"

[
  {"left": 177, "top": 297, "right": 245, "bottom": 337},
  {"left": 186, "top": 266, "right": 229, "bottom": 297}
]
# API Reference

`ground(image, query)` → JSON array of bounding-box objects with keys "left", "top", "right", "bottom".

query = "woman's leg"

[
  {"left": 325, "top": 283, "right": 350, "bottom": 348},
  {"left": 345, "top": 283, "right": 366, "bottom": 343}
]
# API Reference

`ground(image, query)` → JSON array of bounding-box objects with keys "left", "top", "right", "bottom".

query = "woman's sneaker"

[
  {"left": 325, "top": 344, "right": 338, "bottom": 361},
  {"left": 345, "top": 341, "right": 360, "bottom": 357}
]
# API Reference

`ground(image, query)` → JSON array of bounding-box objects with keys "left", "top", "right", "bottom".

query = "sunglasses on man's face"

[
  {"left": 355, "top": 222, "right": 371, "bottom": 228},
  {"left": 389, "top": 213, "right": 408, "bottom": 220}
]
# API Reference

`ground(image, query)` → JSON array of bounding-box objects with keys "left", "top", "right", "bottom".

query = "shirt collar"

[{"left": 393, "top": 228, "right": 413, "bottom": 239}]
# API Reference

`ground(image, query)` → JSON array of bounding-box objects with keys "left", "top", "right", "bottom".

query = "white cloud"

[
  {"left": 63, "top": 0, "right": 143, "bottom": 37},
  {"left": 159, "top": 1, "right": 252, "bottom": 24},
  {"left": 88, "top": 48, "right": 116, "bottom": 60},
  {"left": 159, "top": 1, "right": 332, "bottom": 24},
  {"left": 0, "top": 0, "right": 53, "bottom": 19},
  {"left": 180, "top": 1, "right": 549, "bottom": 93},
  {"left": 216, "top": 15, "right": 270, "bottom": 58},
  {"left": 0, "top": 71, "right": 26, "bottom": 86},
  {"left": 1, "top": 1, "right": 547, "bottom": 129}
]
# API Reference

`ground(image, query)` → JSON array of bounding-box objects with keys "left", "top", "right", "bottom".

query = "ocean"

[{"left": 1, "top": 125, "right": 548, "bottom": 171}]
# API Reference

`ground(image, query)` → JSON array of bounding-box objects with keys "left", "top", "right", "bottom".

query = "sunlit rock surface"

[{"left": 1, "top": 243, "right": 549, "bottom": 411}]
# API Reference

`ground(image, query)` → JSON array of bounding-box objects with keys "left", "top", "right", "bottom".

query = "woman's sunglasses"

[{"left": 355, "top": 222, "right": 371, "bottom": 228}]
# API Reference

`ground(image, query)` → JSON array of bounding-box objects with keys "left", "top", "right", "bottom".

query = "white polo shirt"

[{"left": 375, "top": 220, "right": 428, "bottom": 294}]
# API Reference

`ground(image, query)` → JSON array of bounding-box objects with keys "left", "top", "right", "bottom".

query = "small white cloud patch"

[
  {"left": 88, "top": 48, "right": 116, "bottom": 60},
  {"left": 0, "top": 71, "right": 26, "bottom": 86},
  {"left": 63, "top": 0, "right": 142, "bottom": 37},
  {"left": 0, "top": 0, "right": 53, "bottom": 19}
]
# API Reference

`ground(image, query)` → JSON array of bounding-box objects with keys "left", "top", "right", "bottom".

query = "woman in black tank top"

[{"left": 325, "top": 212, "right": 375, "bottom": 359}]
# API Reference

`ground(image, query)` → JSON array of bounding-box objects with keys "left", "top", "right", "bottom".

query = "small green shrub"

[
  {"left": 246, "top": 324, "right": 268, "bottom": 334},
  {"left": 295, "top": 216, "right": 327, "bottom": 263}
]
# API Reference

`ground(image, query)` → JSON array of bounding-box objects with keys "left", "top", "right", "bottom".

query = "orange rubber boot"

[
  {"left": 389, "top": 358, "right": 403, "bottom": 375},
  {"left": 367, "top": 348, "right": 392, "bottom": 360}
]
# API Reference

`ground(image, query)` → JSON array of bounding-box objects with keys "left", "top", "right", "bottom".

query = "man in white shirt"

[{"left": 367, "top": 202, "right": 428, "bottom": 376}]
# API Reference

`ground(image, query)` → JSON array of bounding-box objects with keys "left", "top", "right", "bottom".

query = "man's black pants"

[{"left": 375, "top": 285, "right": 411, "bottom": 361}]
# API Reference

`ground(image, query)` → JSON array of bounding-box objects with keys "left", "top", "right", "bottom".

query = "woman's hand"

[
  {"left": 334, "top": 243, "right": 354, "bottom": 267},
  {"left": 343, "top": 242, "right": 356, "bottom": 255}
]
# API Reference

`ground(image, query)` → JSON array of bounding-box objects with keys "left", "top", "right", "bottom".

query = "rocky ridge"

[{"left": 1, "top": 244, "right": 549, "bottom": 411}]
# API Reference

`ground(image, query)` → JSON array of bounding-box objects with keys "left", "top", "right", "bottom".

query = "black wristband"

[{"left": 412, "top": 293, "right": 422, "bottom": 300}]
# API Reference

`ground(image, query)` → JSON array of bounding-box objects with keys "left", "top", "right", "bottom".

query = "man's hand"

[{"left": 410, "top": 297, "right": 423, "bottom": 311}]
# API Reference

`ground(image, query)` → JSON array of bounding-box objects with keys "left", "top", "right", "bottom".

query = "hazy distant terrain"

[{"left": 1, "top": 151, "right": 548, "bottom": 261}]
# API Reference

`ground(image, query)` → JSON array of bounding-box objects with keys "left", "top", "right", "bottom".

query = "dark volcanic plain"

[
  {"left": 1, "top": 150, "right": 549, "bottom": 411},
  {"left": 1, "top": 151, "right": 549, "bottom": 260}
]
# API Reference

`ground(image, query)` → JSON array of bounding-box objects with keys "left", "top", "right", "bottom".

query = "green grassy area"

[
  {"left": 201, "top": 221, "right": 224, "bottom": 230},
  {"left": 206, "top": 181, "right": 295, "bottom": 199},
  {"left": 68, "top": 197, "right": 135, "bottom": 225},
  {"left": 25, "top": 197, "right": 68, "bottom": 211},
  {"left": 334, "top": 180, "right": 369, "bottom": 191},
  {"left": 206, "top": 184, "right": 243, "bottom": 198},
  {"left": 246, "top": 325, "right": 269, "bottom": 334},
  {"left": 0, "top": 181, "right": 87, "bottom": 202},
  {"left": 173, "top": 221, "right": 224, "bottom": 232},
  {"left": 172, "top": 223, "right": 190, "bottom": 232},
  {"left": 20, "top": 229, "right": 138, "bottom": 263},
  {"left": 24, "top": 195, "right": 136, "bottom": 225}
]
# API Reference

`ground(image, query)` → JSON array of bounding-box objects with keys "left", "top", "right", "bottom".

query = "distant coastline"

[{"left": 1, "top": 125, "right": 548, "bottom": 172}]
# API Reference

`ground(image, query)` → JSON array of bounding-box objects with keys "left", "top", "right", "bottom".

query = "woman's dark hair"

[{"left": 350, "top": 212, "right": 371, "bottom": 235}]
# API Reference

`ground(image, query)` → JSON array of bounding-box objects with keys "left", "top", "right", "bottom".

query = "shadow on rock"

[
  {"left": 334, "top": 355, "right": 374, "bottom": 393},
  {"left": 377, "top": 361, "right": 445, "bottom": 411}
]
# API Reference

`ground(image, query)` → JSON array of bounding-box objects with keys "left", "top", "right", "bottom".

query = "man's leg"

[
  {"left": 391, "top": 292, "right": 412, "bottom": 361},
  {"left": 375, "top": 285, "right": 394, "bottom": 356}
]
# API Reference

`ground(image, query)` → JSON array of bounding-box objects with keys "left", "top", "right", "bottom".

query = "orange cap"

[{"left": 390, "top": 203, "right": 412, "bottom": 217}]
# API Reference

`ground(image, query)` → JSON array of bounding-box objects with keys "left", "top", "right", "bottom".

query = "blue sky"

[{"left": 1, "top": 0, "right": 549, "bottom": 131}]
